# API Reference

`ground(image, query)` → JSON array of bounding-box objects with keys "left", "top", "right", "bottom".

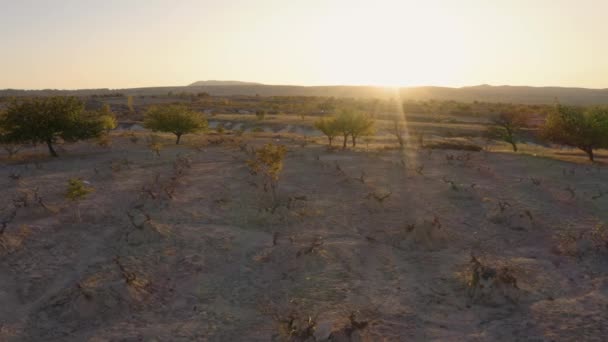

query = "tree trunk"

[
  {"left": 175, "top": 133, "right": 182, "bottom": 145},
  {"left": 342, "top": 134, "right": 348, "bottom": 149},
  {"left": 351, "top": 135, "right": 357, "bottom": 147},
  {"left": 46, "top": 139, "right": 58, "bottom": 157},
  {"left": 328, "top": 136, "right": 333, "bottom": 146},
  {"left": 75, "top": 203, "right": 81, "bottom": 222},
  {"left": 510, "top": 141, "right": 518, "bottom": 152},
  {"left": 583, "top": 147, "right": 594, "bottom": 162},
  {"left": 397, "top": 135, "right": 404, "bottom": 149}
]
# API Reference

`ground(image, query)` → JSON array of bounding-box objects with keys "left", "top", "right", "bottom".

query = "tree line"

[{"left": 1, "top": 96, "right": 607, "bottom": 161}]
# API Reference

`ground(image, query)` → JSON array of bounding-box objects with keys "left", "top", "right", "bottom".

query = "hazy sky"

[{"left": 1, "top": 0, "right": 607, "bottom": 89}]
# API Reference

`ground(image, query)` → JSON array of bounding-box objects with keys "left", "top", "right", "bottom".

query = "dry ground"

[{"left": 0, "top": 132, "right": 607, "bottom": 341}]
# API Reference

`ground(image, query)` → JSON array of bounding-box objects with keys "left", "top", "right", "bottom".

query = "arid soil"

[{"left": 1, "top": 133, "right": 607, "bottom": 341}]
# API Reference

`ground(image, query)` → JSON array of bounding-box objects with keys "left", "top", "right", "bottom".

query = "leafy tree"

[
  {"left": 331, "top": 110, "right": 375, "bottom": 148},
  {"left": 333, "top": 110, "right": 353, "bottom": 148},
  {"left": 0, "top": 110, "right": 21, "bottom": 158},
  {"left": 144, "top": 104, "right": 207, "bottom": 144},
  {"left": 542, "top": 105, "right": 608, "bottom": 161},
  {"left": 314, "top": 117, "right": 339, "bottom": 146},
  {"left": 0, "top": 96, "right": 104, "bottom": 157},
  {"left": 65, "top": 178, "right": 94, "bottom": 222},
  {"left": 346, "top": 111, "right": 375, "bottom": 147},
  {"left": 487, "top": 111, "right": 528, "bottom": 152}
]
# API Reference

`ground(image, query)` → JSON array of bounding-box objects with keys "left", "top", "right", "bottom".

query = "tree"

[
  {"left": 65, "top": 178, "right": 94, "bottom": 222},
  {"left": 0, "top": 109, "right": 21, "bottom": 158},
  {"left": 0, "top": 97, "right": 104, "bottom": 157},
  {"left": 314, "top": 117, "right": 339, "bottom": 146},
  {"left": 542, "top": 105, "right": 608, "bottom": 162},
  {"left": 346, "top": 111, "right": 375, "bottom": 147},
  {"left": 144, "top": 104, "right": 207, "bottom": 144},
  {"left": 487, "top": 111, "right": 528, "bottom": 152},
  {"left": 334, "top": 110, "right": 353, "bottom": 149}
]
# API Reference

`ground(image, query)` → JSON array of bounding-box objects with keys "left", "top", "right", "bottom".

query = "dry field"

[{"left": 1, "top": 131, "right": 607, "bottom": 341}]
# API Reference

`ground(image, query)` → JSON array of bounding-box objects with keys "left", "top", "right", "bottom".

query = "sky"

[{"left": 1, "top": 0, "right": 607, "bottom": 90}]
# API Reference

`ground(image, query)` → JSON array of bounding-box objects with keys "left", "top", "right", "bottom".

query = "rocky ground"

[{"left": 1, "top": 132, "right": 607, "bottom": 341}]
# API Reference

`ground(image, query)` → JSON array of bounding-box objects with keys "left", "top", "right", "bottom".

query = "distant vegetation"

[{"left": 143, "top": 104, "right": 208, "bottom": 144}]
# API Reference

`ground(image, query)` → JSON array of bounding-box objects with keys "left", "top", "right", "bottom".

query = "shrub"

[
  {"left": 247, "top": 144, "right": 287, "bottom": 204},
  {"left": 255, "top": 110, "right": 266, "bottom": 121},
  {"left": 144, "top": 104, "right": 207, "bottom": 144},
  {"left": 65, "top": 178, "right": 94, "bottom": 222},
  {"left": 97, "top": 104, "right": 118, "bottom": 132},
  {"left": 0, "top": 97, "right": 105, "bottom": 157},
  {"left": 542, "top": 105, "right": 608, "bottom": 161}
]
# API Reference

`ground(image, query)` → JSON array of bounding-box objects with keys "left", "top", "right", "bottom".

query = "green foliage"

[
  {"left": 314, "top": 117, "right": 339, "bottom": 146},
  {"left": 144, "top": 104, "right": 207, "bottom": 144},
  {"left": 65, "top": 178, "right": 94, "bottom": 222},
  {"left": 98, "top": 104, "right": 118, "bottom": 131},
  {"left": 65, "top": 178, "right": 94, "bottom": 202},
  {"left": 333, "top": 110, "right": 375, "bottom": 148},
  {"left": 542, "top": 105, "right": 608, "bottom": 161},
  {"left": 0, "top": 96, "right": 104, "bottom": 157}
]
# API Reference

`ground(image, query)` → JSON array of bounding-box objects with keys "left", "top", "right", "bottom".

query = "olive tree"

[
  {"left": 344, "top": 110, "right": 374, "bottom": 147},
  {"left": 144, "top": 104, "right": 207, "bottom": 144},
  {"left": 542, "top": 105, "right": 608, "bottom": 162},
  {"left": 0, "top": 97, "right": 104, "bottom": 157},
  {"left": 314, "top": 117, "right": 339, "bottom": 146},
  {"left": 332, "top": 110, "right": 375, "bottom": 148},
  {"left": 487, "top": 111, "right": 528, "bottom": 152}
]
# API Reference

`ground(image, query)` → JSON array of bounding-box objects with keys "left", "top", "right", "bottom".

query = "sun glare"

[{"left": 307, "top": 0, "right": 472, "bottom": 87}]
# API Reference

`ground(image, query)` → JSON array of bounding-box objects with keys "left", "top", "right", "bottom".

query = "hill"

[{"left": 2, "top": 82, "right": 608, "bottom": 105}]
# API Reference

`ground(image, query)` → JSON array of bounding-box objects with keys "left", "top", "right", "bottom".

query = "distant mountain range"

[{"left": 2, "top": 81, "right": 608, "bottom": 105}]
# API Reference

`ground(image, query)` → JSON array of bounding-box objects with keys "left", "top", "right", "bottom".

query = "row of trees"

[
  {"left": 1, "top": 96, "right": 606, "bottom": 161},
  {"left": 0, "top": 97, "right": 207, "bottom": 157},
  {"left": 488, "top": 105, "right": 608, "bottom": 161},
  {"left": 314, "top": 110, "right": 375, "bottom": 148}
]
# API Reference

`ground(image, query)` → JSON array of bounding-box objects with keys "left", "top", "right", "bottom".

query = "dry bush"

[
  {"left": 146, "top": 134, "right": 163, "bottom": 157},
  {"left": 553, "top": 224, "right": 608, "bottom": 257},
  {"left": 247, "top": 143, "right": 287, "bottom": 206},
  {"left": 96, "top": 133, "right": 112, "bottom": 148},
  {"left": 467, "top": 256, "right": 519, "bottom": 306}
]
